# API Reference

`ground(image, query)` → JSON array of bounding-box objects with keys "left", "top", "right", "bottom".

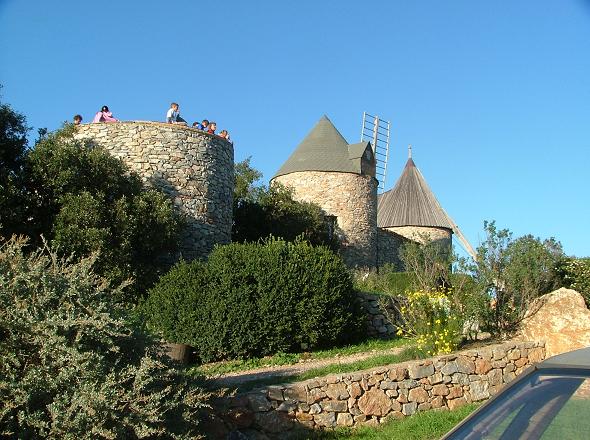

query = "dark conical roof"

[
  {"left": 274, "top": 115, "right": 363, "bottom": 178},
  {"left": 377, "top": 157, "right": 454, "bottom": 229}
]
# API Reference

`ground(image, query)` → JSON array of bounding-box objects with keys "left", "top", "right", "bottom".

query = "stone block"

[
  {"left": 409, "top": 362, "right": 435, "bottom": 379},
  {"left": 358, "top": 388, "right": 392, "bottom": 416}
]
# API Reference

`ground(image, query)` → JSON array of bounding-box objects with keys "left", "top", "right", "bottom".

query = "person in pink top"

[{"left": 92, "top": 105, "right": 118, "bottom": 123}]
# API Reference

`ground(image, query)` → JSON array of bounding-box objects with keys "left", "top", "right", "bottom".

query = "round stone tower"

[
  {"left": 271, "top": 116, "right": 378, "bottom": 268},
  {"left": 74, "top": 121, "right": 233, "bottom": 260}
]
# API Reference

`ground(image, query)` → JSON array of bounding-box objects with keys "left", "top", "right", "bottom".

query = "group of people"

[
  {"left": 165, "top": 102, "right": 231, "bottom": 141},
  {"left": 72, "top": 103, "right": 232, "bottom": 143}
]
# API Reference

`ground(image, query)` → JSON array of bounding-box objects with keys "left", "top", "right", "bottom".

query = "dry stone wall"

[
  {"left": 356, "top": 292, "right": 398, "bottom": 338},
  {"left": 213, "top": 341, "right": 545, "bottom": 438},
  {"left": 273, "top": 171, "right": 377, "bottom": 268},
  {"left": 74, "top": 122, "right": 233, "bottom": 260}
]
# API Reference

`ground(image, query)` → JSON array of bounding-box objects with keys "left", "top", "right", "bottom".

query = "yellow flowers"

[{"left": 396, "top": 289, "right": 461, "bottom": 357}]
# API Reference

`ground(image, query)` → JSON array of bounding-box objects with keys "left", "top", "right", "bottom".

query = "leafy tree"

[
  {"left": 471, "top": 221, "right": 565, "bottom": 336},
  {"left": 0, "top": 237, "right": 208, "bottom": 439},
  {"left": 0, "top": 92, "right": 30, "bottom": 236},
  {"left": 556, "top": 257, "right": 590, "bottom": 306},
  {"left": 0, "top": 122, "right": 183, "bottom": 303},
  {"left": 232, "top": 159, "right": 338, "bottom": 249}
]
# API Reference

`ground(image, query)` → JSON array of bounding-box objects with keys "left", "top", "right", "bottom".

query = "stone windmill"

[
  {"left": 377, "top": 145, "right": 476, "bottom": 260},
  {"left": 271, "top": 115, "right": 378, "bottom": 268}
]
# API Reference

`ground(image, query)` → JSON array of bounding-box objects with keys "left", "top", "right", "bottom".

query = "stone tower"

[
  {"left": 272, "top": 116, "right": 378, "bottom": 268},
  {"left": 74, "top": 121, "right": 234, "bottom": 260},
  {"left": 377, "top": 149, "right": 454, "bottom": 264}
]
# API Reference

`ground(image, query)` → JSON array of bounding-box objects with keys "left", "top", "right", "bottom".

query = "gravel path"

[{"left": 209, "top": 345, "right": 409, "bottom": 388}]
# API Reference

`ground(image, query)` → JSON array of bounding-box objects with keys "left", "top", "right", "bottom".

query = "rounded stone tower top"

[{"left": 273, "top": 115, "right": 376, "bottom": 179}]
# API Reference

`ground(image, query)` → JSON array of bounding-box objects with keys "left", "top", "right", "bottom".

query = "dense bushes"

[
  {"left": 0, "top": 120, "right": 183, "bottom": 303},
  {"left": 0, "top": 238, "right": 207, "bottom": 439},
  {"left": 141, "top": 238, "right": 365, "bottom": 362},
  {"left": 558, "top": 257, "right": 590, "bottom": 306},
  {"left": 232, "top": 158, "right": 338, "bottom": 249}
]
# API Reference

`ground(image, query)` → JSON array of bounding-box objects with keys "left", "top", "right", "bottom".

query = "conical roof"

[
  {"left": 274, "top": 115, "right": 362, "bottom": 178},
  {"left": 377, "top": 157, "right": 454, "bottom": 229}
]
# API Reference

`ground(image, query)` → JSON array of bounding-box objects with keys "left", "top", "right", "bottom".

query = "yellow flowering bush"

[{"left": 395, "top": 289, "right": 461, "bottom": 356}]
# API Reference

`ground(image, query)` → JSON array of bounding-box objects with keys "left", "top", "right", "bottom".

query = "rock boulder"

[{"left": 518, "top": 288, "right": 590, "bottom": 357}]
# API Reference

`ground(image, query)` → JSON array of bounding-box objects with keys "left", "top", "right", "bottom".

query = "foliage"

[
  {"left": 233, "top": 156, "right": 263, "bottom": 202},
  {"left": 352, "top": 264, "right": 415, "bottom": 296},
  {"left": 0, "top": 237, "right": 208, "bottom": 439},
  {"left": 5, "top": 124, "right": 183, "bottom": 303},
  {"left": 0, "top": 93, "right": 30, "bottom": 237},
  {"left": 400, "top": 238, "right": 453, "bottom": 292},
  {"left": 557, "top": 257, "right": 590, "bottom": 306},
  {"left": 470, "top": 221, "right": 565, "bottom": 336},
  {"left": 393, "top": 289, "right": 462, "bottom": 356},
  {"left": 232, "top": 159, "right": 338, "bottom": 249},
  {"left": 142, "top": 238, "right": 365, "bottom": 362}
]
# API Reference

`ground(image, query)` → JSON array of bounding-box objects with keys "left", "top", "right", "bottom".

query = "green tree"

[
  {"left": 6, "top": 124, "right": 183, "bottom": 303},
  {"left": 0, "top": 237, "right": 208, "bottom": 439},
  {"left": 472, "top": 221, "right": 564, "bottom": 336},
  {"left": 142, "top": 238, "right": 364, "bottom": 362},
  {"left": 0, "top": 92, "right": 30, "bottom": 236},
  {"left": 232, "top": 159, "right": 338, "bottom": 249}
]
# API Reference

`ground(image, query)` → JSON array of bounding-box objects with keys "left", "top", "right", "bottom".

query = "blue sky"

[{"left": 1, "top": 0, "right": 589, "bottom": 257}]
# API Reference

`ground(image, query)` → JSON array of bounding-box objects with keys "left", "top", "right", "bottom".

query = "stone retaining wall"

[
  {"left": 74, "top": 122, "right": 233, "bottom": 260},
  {"left": 356, "top": 292, "right": 398, "bottom": 338},
  {"left": 213, "top": 341, "right": 545, "bottom": 439}
]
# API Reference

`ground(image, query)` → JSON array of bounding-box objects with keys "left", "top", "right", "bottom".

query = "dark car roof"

[{"left": 539, "top": 346, "right": 590, "bottom": 370}]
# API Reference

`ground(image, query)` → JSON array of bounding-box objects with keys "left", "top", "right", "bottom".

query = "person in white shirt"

[{"left": 166, "top": 102, "right": 187, "bottom": 125}]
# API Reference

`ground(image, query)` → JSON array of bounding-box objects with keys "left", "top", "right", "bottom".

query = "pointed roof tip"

[{"left": 378, "top": 155, "right": 453, "bottom": 230}]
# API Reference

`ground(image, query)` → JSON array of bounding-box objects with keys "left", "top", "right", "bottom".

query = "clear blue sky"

[{"left": 1, "top": 0, "right": 589, "bottom": 257}]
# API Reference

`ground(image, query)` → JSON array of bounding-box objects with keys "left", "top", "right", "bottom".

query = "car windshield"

[{"left": 445, "top": 368, "right": 590, "bottom": 440}]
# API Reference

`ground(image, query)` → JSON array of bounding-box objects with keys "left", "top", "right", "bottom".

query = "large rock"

[{"left": 519, "top": 288, "right": 590, "bottom": 357}]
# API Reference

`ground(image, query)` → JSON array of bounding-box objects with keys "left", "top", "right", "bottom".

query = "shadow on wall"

[{"left": 147, "top": 173, "right": 223, "bottom": 261}]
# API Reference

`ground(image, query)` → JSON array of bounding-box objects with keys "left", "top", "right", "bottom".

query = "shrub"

[
  {"left": 558, "top": 257, "right": 590, "bottom": 306},
  {"left": 0, "top": 237, "right": 207, "bottom": 439},
  {"left": 20, "top": 125, "right": 183, "bottom": 303},
  {"left": 233, "top": 159, "right": 338, "bottom": 250},
  {"left": 471, "top": 221, "right": 565, "bottom": 336},
  {"left": 142, "top": 238, "right": 365, "bottom": 362},
  {"left": 394, "top": 289, "right": 462, "bottom": 356},
  {"left": 353, "top": 264, "right": 415, "bottom": 296}
]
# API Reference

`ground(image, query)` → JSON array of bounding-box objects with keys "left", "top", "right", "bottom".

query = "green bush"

[
  {"left": 142, "top": 238, "right": 365, "bottom": 362},
  {"left": 233, "top": 159, "right": 338, "bottom": 250},
  {"left": 0, "top": 237, "right": 207, "bottom": 439},
  {"left": 353, "top": 265, "right": 415, "bottom": 296},
  {"left": 12, "top": 125, "right": 183, "bottom": 303},
  {"left": 558, "top": 257, "right": 590, "bottom": 306}
]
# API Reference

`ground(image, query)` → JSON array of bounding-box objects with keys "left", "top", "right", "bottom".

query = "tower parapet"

[{"left": 74, "top": 121, "right": 233, "bottom": 260}]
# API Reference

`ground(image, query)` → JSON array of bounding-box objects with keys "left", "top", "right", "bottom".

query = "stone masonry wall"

[
  {"left": 387, "top": 226, "right": 452, "bottom": 249},
  {"left": 74, "top": 122, "right": 233, "bottom": 260},
  {"left": 377, "top": 228, "right": 408, "bottom": 269},
  {"left": 212, "top": 341, "right": 545, "bottom": 438},
  {"left": 273, "top": 171, "right": 377, "bottom": 268},
  {"left": 356, "top": 292, "right": 398, "bottom": 338}
]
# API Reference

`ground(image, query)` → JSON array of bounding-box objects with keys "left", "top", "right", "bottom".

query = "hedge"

[{"left": 141, "top": 238, "right": 365, "bottom": 362}]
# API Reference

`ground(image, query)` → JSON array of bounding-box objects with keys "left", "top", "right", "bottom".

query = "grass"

[
  {"left": 204, "top": 345, "right": 424, "bottom": 392},
  {"left": 193, "top": 337, "right": 413, "bottom": 377},
  {"left": 314, "top": 403, "right": 480, "bottom": 439}
]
